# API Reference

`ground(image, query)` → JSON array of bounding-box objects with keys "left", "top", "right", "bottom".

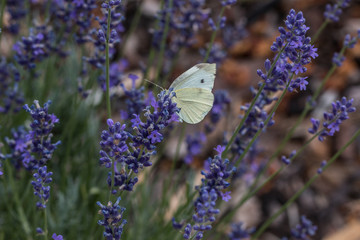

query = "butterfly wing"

[
  {"left": 173, "top": 88, "right": 214, "bottom": 124},
  {"left": 169, "top": 63, "right": 216, "bottom": 91}
]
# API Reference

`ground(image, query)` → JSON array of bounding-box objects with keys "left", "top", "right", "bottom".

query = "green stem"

[
  {"left": 311, "top": 20, "right": 329, "bottom": 44},
  {"left": 105, "top": 7, "right": 112, "bottom": 119},
  {"left": 119, "top": 0, "right": 143, "bottom": 59},
  {"left": 154, "top": 0, "right": 173, "bottom": 85},
  {"left": 4, "top": 161, "right": 32, "bottom": 240},
  {"left": 203, "top": 6, "right": 226, "bottom": 62},
  {"left": 251, "top": 128, "right": 360, "bottom": 239},
  {"left": 0, "top": 0, "right": 5, "bottom": 43},
  {"left": 43, "top": 209, "right": 48, "bottom": 240}
]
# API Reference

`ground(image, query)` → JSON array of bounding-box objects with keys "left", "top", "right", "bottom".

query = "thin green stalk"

[
  {"left": 4, "top": 161, "right": 32, "bottom": 240},
  {"left": 119, "top": 0, "right": 143, "bottom": 59},
  {"left": 143, "top": 0, "right": 164, "bottom": 87},
  {"left": 154, "top": 0, "right": 173, "bottom": 85},
  {"left": 0, "top": 0, "right": 5, "bottom": 43},
  {"left": 105, "top": 7, "right": 112, "bottom": 119},
  {"left": 43, "top": 210, "right": 48, "bottom": 240},
  {"left": 311, "top": 20, "right": 330, "bottom": 44},
  {"left": 251, "top": 128, "right": 360, "bottom": 239},
  {"left": 203, "top": 6, "right": 226, "bottom": 62}
]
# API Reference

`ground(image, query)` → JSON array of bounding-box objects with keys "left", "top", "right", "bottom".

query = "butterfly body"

[{"left": 169, "top": 63, "right": 216, "bottom": 124}]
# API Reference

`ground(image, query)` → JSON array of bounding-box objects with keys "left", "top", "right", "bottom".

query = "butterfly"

[{"left": 169, "top": 63, "right": 216, "bottom": 124}]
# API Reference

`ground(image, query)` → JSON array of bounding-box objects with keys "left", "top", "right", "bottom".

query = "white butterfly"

[{"left": 169, "top": 63, "right": 216, "bottom": 124}]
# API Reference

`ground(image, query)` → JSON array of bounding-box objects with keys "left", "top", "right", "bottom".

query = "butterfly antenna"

[{"left": 145, "top": 79, "right": 165, "bottom": 90}]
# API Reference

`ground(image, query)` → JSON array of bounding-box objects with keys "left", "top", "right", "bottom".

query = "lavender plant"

[{"left": 1, "top": 1, "right": 360, "bottom": 240}]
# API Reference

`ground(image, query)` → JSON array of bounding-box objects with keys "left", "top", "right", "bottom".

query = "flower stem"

[
  {"left": 0, "top": 0, "right": 5, "bottom": 43},
  {"left": 105, "top": 7, "right": 112, "bottom": 119},
  {"left": 203, "top": 6, "right": 226, "bottom": 62},
  {"left": 311, "top": 20, "right": 329, "bottom": 44},
  {"left": 154, "top": 0, "right": 173, "bottom": 85}
]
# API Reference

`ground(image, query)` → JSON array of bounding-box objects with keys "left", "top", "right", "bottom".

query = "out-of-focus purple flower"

[
  {"left": 221, "top": 0, "right": 237, "bottom": 6},
  {"left": 97, "top": 197, "right": 127, "bottom": 240},
  {"left": 281, "top": 150, "right": 296, "bottom": 165},
  {"left": 31, "top": 166, "right": 53, "bottom": 209},
  {"left": 332, "top": 33, "right": 359, "bottom": 66},
  {"left": 221, "top": 21, "right": 248, "bottom": 48},
  {"left": 98, "top": 59, "right": 128, "bottom": 91},
  {"left": 317, "top": 160, "right": 327, "bottom": 174},
  {"left": 200, "top": 43, "right": 227, "bottom": 64},
  {"left": 0, "top": 58, "right": 24, "bottom": 114},
  {"left": 228, "top": 222, "right": 255, "bottom": 240},
  {"left": 308, "top": 97, "right": 356, "bottom": 141},
  {"left": 205, "top": 90, "right": 230, "bottom": 133},
  {"left": 220, "top": 191, "right": 231, "bottom": 202},
  {"left": 13, "top": 26, "right": 65, "bottom": 69},
  {"left": 119, "top": 74, "right": 146, "bottom": 120},
  {"left": 290, "top": 215, "right": 317, "bottom": 239},
  {"left": 22, "top": 100, "right": 61, "bottom": 170},
  {"left": 324, "top": 0, "right": 351, "bottom": 22},
  {"left": 153, "top": 0, "right": 208, "bottom": 59},
  {"left": 100, "top": 91, "right": 179, "bottom": 193},
  {"left": 4, "top": 126, "right": 29, "bottom": 169},
  {"left": 5, "top": 0, "right": 27, "bottom": 34},
  {"left": 184, "top": 133, "right": 206, "bottom": 164},
  {"left": 51, "top": 233, "right": 63, "bottom": 240}
]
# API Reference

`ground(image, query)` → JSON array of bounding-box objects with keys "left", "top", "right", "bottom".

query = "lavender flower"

[
  {"left": 174, "top": 146, "right": 235, "bottom": 239},
  {"left": 153, "top": 0, "right": 208, "bottom": 59},
  {"left": 231, "top": 9, "right": 317, "bottom": 161},
  {"left": 51, "top": 233, "right": 63, "bottom": 240},
  {"left": 100, "top": 90, "right": 179, "bottom": 193},
  {"left": 119, "top": 74, "right": 146, "bottom": 120},
  {"left": 281, "top": 150, "right": 297, "bottom": 165},
  {"left": 317, "top": 160, "right": 327, "bottom": 174},
  {"left": 4, "top": 126, "right": 29, "bottom": 169},
  {"left": 228, "top": 222, "right": 255, "bottom": 240},
  {"left": 31, "top": 166, "right": 53, "bottom": 209},
  {"left": 200, "top": 43, "right": 227, "bottom": 64},
  {"left": 0, "top": 58, "right": 23, "bottom": 113},
  {"left": 308, "top": 97, "right": 356, "bottom": 141},
  {"left": 184, "top": 133, "right": 206, "bottom": 164},
  {"left": 221, "top": 0, "right": 237, "bottom": 6},
  {"left": 5, "top": 0, "right": 27, "bottom": 34},
  {"left": 291, "top": 216, "right": 317, "bottom": 240},
  {"left": 205, "top": 90, "right": 230, "bottom": 133},
  {"left": 98, "top": 59, "right": 128, "bottom": 92},
  {"left": 97, "top": 197, "right": 127, "bottom": 240},
  {"left": 22, "top": 100, "right": 61, "bottom": 170},
  {"left": 324, "top": 0, "right": 351, "bottom": 22},
  {"left": 332, "top": 33, "right": 359, "bottom": 66}
]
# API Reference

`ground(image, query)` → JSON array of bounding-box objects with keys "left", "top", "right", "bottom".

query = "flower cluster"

[
  {"left": 0, "top": 58, "right": 23, "bottom": 114},
  {"left": 228, "top": 222, "right": 255, "bottom": 240},
  {"left": 153, "top": 0, "right": 208, "bottom": 59},
  {"left": 98, "top": 59, "right": 128, "bottom": 92},
  {"left": 4, "top": 0, "right": 27, "bottom": 34},
  {"left": 324, "top": 0, "right": 351, "bottom": 22},
  {"left": 205, "top": 90, "right": 230, "bottom": 133},
  {"left": 31, "top": 166, "right": 53, "bottom": 209},
  {"left": 83, "top": 0, "right": 124, "bottom": 69},
  {"left": 290, "top": 216, "right": 317, "bottom": 240},
  {"left": 4, "top": 126, "right": 29, "bottom": 170},
  {"left": 184, "top": 133, "right": 206, "bottom": 164},
  {"left": 97, "top": 197, "right": 127, "bottom": 240},
  {"left": 200, "top": 43, "right": 227, "bottom": 64},
  {"left": 100, "top": 90, "right": 179, "bottom": 193},
  {"left": 308, "top": 97, "right": 355, "bottom": 141},
  {"left": 13, "top": 26, "right": 65, "bottom": 69},
  {"left": 119, "top": 74, "right": 146, "bottom": 120},
  {"left": 332, "top": 32, "right": 359, "bottom": 66},
  {"left": 22, "top": 100, "right": 61, "bottom": 170},
  {"left": 174, "top": 146, "right": 235, "bottom": 239}
]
